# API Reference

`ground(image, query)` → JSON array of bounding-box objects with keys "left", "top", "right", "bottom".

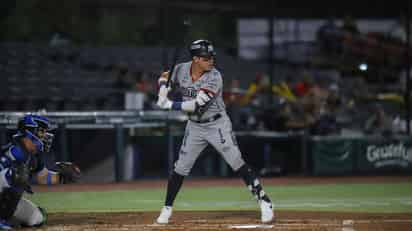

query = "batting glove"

[
  {"left": 158, "top": 72, "right": 170, "bottom": 87},
  {"left": 158, "top": 85, "right": 171, "bottom": 99},
  {"left": 156, "top": 96, "right": 173, "bottom": 110},
  {"left": 196, "top": 90, "right": 214, "bottom": 106}
]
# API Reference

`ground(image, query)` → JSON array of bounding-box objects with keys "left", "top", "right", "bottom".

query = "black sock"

[
  {"left": 165, "top": 171, "right": 185, "bottom": 207},
  {"left": 237, "top": 164, "right": 271, "bottom": 203}
]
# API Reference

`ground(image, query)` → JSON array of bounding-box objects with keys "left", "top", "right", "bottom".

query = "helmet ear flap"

[{"left": 17, "top": 119, "right": 26, "bottom": 132}]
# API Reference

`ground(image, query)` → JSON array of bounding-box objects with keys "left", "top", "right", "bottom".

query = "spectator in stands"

[
  {"left": 388, "top": 15, "right": 409, "bottom": 43},
  {"left": 263, "top": 99, "right": 295, "bottom": 131},
  {"left": 137, "top": 72, "right": 157, "bottom": 109},
  {"left": 49, "top": 29, "right": 72, "bottom": 48},
  {"left": 263, "top": 97, "right": 318, "bottom": 132},
  {"left": 299, "top": 97, "right": 320, "bottom": 133},
  {"left": 313, "top": 84, "right": 342, "bottom": 135},
  {"left": 341, "top": 15, "right": 360, "bottom": 35},
  {"left": 110, "top": 66, "right": 130, "bottom": 109},
  {"left": 363, "top": 103, "right": 393, "bottom": 136},
  {"left": 224, "top": 78, "right": 246, "bottom": 128},
  {"left": 317, "top": 18, "right": 342, "bottom": 53},
  {"left": 351, "top": 77, "right": 372, "bottom": 101},
  {"left": 294, "top": 77, "right": 311, "bottom": 97},
  {"left": 293, "top": 72, "right": 322, "bottom": 98},
  {"left": 232, "top": 73, "right": 271, "bottom": 130}
]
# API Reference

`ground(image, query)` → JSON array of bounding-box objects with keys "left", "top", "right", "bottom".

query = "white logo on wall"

[{"left": 366, "top": 143, "right": 412, "bottom": 168}]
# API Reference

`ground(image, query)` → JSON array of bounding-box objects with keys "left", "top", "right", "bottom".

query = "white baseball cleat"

[
  {"left": 259, "top": 200, "right": 274, "bottom": 223},
  {"left": 156, "top": 206, "right": 172, "bottom": 224}
]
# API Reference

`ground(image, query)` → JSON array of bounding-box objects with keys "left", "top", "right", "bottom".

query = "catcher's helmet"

[
  {"left": 15, "top": 114, "right": 52, "bottom": 153},
  {"left": 189, "top": 40, "right": 216, "bottom": 58},
  {"left": 18, "top": 114, "right": 50, "bottom": 132}
]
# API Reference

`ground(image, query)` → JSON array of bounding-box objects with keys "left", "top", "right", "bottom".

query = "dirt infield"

[
  {"left": 31, "top": 176, "right": 412, "bottom": 230},
  {"left": 31, "top": 211, "right": 412, "bottom": 231}
]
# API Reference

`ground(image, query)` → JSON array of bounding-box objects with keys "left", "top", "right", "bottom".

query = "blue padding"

[
  {"left": 10, "top": 146, "right": 26, "bottom": 162},
  {"left": 171, "top": 102, "right": 182, "bottom": 110},
  {"left": 47, "top": 172, "right": 53, "bottom": 185}
]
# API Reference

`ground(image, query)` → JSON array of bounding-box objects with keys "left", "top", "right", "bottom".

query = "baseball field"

[{"left": 27, "top": 176, "right": 412, "bottom": 231}]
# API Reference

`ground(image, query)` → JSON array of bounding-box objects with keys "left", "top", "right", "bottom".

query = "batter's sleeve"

[
  {"left": 170, "top": 63, "right": 183, "bottom": 85},
  {"left": 200, "top": 70, "right": 222, "bottom": 96}
]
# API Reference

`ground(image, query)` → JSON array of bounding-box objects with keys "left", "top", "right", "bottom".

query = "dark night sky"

[{"left": 80, "top": 0, "right": 408, "bottom": 18}]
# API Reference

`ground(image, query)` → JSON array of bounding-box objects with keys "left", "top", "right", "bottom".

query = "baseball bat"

[{"left": 165, "top": 19, "right": 191, "bottom": 88}]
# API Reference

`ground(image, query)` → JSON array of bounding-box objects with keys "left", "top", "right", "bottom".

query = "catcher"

[{"left": 0, "top": 114, "right": 81, "bottom": 230}]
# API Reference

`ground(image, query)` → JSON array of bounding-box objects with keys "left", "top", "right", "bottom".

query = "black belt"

[{"left": 190, "top": 113, "right": 222, "bottom": 124}]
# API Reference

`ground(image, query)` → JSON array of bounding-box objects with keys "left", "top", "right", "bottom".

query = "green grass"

[{"left": 27, "top": 183, "right": 412, "bottom": 213}]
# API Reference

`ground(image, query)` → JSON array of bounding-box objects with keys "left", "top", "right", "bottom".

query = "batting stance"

[
  {"left": 0, "top": 114, "right": 80, "bottom": 230},
  {"left": 155, "top": 39, "right": 274, "bottom": 224}
]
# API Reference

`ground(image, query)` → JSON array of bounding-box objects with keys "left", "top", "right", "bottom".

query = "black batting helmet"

[{"left": 189, "top": 39, "right": 216, "bottom": 58}]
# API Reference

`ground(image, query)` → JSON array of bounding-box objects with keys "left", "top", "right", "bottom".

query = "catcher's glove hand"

[{"left": 55, "top": 162, "right": 81, "bottom": 184}]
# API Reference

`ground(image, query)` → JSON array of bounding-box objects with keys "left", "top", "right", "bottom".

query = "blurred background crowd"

[
  {"left": 1, "top": 0, "right": 411, "bottom": 180},
  {"left": 0, "top": 1, "right": 411, "bottom": 136},
  {"left": 1, "top": 0, "right": 411, "bottom": 137}
]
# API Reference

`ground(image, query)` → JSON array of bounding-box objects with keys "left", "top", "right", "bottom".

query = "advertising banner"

[
  {"left": 311, "top": 138, "right": 355, "bottom": 175},
  {"left": 358, "top": 139, "right": 412, "bottom": 173},
  {"left": 311, "top": 136, "right": 412, "bottom": 175}
]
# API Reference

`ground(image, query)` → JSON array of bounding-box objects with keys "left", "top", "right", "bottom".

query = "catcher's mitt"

[{"left": 55, "top": 162, "right": 81, "bottom": 184}]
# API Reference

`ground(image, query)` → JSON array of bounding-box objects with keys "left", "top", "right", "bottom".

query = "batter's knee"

[
  {"left": 227, "top": 154, "right": 245, "bottom": 172},
  {"left": 174, "top": 161, "right": 191, "bottom": 176},
  {"left": 174, "top": 166, "right": 190, "bottom": 176}
]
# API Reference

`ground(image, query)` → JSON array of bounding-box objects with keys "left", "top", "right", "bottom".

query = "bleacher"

[
  {"left": 1, "top": 42, "right": 269, "bottom": 111},
  {"left": 1, "top": 43, "right": 118, "bottom": 111}
]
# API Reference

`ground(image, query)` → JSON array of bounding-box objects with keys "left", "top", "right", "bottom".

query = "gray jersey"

[
  {"left": 171, "top": 61, "right": 226, "bottom": 120},
  {"left": 169, "top": 61, "right": 245, "bottom": 176}
]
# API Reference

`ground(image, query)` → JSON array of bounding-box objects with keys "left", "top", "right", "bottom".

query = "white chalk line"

[{"left": 169, "top": 197, "right": 412, "bottom": 209}]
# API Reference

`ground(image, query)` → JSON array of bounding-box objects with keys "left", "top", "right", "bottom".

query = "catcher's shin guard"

[
  {"left": 0, "top": 188, "right": 23, "bottom": 221},
  {"left": 35, "top": 207, "right": 47, "bottom": 226},
  {"left": 13, "top": 199, "right": 46, "bottom": 227},
  {"left": 22, "top": 206, "right": 47, "bottom": 227}
]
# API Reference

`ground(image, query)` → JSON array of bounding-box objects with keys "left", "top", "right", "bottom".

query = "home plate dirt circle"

[{"left": 35, "top": 211, "right": 412, "bottom": 231}]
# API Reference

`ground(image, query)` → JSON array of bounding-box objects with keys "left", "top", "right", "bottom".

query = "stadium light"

[{"left": 359, "top": 63, "right": 368, "bottom": 71}]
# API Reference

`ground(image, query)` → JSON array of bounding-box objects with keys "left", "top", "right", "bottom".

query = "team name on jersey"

[{"left": 181, "top": 87, "right": 197, "bottom": 98}]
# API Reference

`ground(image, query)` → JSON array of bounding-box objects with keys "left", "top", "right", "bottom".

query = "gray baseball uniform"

[{"left": 171, "top": 61, "right": 245, "bottom": 176}]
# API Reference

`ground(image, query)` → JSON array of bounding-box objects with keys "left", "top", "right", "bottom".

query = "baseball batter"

[{"left": 155, "top": 40, "right": 274, "bottom": 224}]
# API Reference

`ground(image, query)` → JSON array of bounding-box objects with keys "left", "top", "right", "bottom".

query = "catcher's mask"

[
  {"left": 16, "top": 114, "right": 54, "bottom": 153},
  {"left": 189, "top": 39, "right": 216, "bottom": 59}
]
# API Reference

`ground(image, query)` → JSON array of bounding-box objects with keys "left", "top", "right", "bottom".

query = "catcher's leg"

[
  {"left": 13, "top": 198, "right": 47, "bottom": 227},
  {"left": 0, "top": 188, "right": 22, "bottom": 220},
  {"left": 0, "top": 187, "right": 23, "bottom": 229},
  {"left": 0, "top": 168, "right": 21, "bottom": 230}
]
